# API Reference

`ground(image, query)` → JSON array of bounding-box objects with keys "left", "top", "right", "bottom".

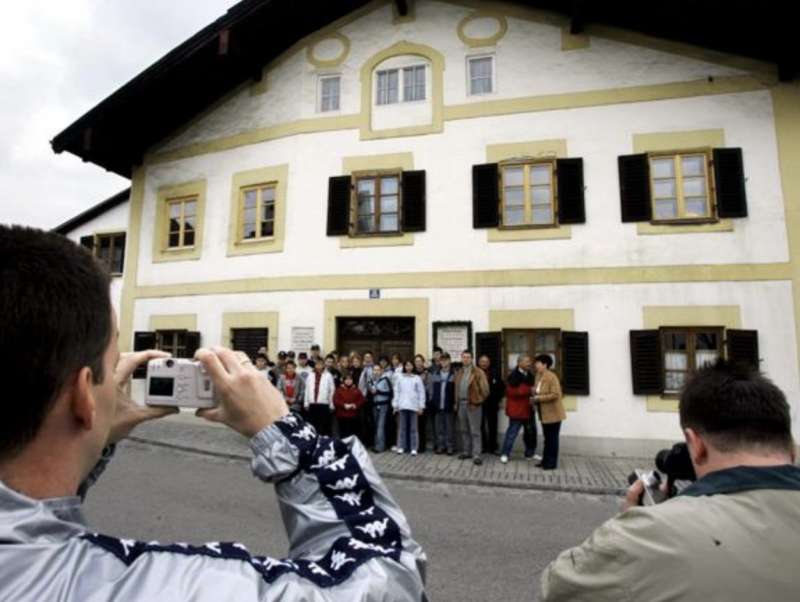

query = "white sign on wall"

[
  {"left": 434, "top": 322, "right": 472, "bottom": 359},
  {"left": 291, "top": 327, "right": 315, "bottom": 353}
]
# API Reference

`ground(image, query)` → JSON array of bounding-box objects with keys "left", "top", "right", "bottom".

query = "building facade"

[{"left": 54, "top": 0, "right": 800, "bottom": 456}]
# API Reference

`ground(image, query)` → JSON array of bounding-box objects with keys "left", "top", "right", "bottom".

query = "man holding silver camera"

[
  {"left": 540, "top": 359, "right": 799, "bottom": 601},
  {"left": 0, "top": 225, "right": 426, "bottom": 601}
]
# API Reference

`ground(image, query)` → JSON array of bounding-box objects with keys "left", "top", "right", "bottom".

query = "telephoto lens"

[{"left": 655, "top": 443, "right": 696, "bottom": 481}]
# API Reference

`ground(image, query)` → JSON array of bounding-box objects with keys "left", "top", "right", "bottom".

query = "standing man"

[
  {"left": 296, "top": 352, "right": 312, "bottom": 379},
  {"left": 358, "top": 351, "right": 377, "bottom": 448},
  {"left": 478, "top": 354, "right": 505, "bottom": 456},
  {"left": 429, "top": 352, "right": 456, "bottom": 454},
  {"left": 309, "top": 343, "right": 323, "bottom": 367},
  {"left": 303, "top": 359, "right": 335, "bottom": 436},
  {"left": 454, "top": 350, "right": 489, "bottom": 465}
]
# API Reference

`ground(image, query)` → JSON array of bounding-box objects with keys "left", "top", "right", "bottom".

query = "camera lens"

[{"left": 165, "top": 359, "right": 174, "bottom": 368}]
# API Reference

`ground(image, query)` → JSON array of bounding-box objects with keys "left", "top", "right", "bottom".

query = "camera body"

[
  {"left": 628, "top": 443, "right": 697, "bottom": 505},
  {"left": 145, "top": 358, "right": 218, "bottom": 409}
]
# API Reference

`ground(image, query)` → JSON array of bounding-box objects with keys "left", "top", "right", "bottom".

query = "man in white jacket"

[{"left": 303, "top": 360, "right": 335, "bottom": 436}]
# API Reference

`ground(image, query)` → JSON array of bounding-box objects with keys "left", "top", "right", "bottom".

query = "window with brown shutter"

[{"left": 661, "top": 327, "right": 723, "bottom": 394}]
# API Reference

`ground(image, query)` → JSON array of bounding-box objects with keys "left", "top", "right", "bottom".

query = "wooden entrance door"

[{"left": 336, "top": 317, "right": 415, "bottom": 361}]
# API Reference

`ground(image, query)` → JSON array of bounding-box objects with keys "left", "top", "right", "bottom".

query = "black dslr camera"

[{"left": 628, "top": 443, "right": 697, "bottom": 505}]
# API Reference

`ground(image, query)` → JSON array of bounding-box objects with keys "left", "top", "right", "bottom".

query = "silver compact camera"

[{"left": 145, "top": 358, "right": 219, "bottom": 409}]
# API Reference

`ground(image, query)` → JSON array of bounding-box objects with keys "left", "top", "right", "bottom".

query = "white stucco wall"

[
  {"left": 156, "top": 0, "right": 746, "bottom": 153},
  {"left": 128, "top": 279, "right": 800, "bottom": 450},
  {"left": 64, "top": 200, "right": 129, "bottom": 317},
  {"left": 137, "top": 89, "right": 787, "bottom": 286}
]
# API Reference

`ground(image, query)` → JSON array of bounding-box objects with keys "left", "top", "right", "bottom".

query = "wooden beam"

[{"left": 218, "top": 28, "right": 230, "bottom": 56}]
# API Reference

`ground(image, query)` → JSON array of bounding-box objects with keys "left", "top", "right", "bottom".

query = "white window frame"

[
  {"left": 317, "top": 74, "right": 341, "bottom": 113},
  {"left": 466, "top": 54, "right": 495, "bottom": 97},
  {"left": 375, "top": 63, "right": 427, "bottom": 106}
]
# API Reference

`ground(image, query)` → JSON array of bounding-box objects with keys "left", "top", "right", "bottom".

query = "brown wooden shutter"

[
  {"left": 561, "top": 331, "right": 589, "bottom": 395},
  {"left": 726, "top": 329, "right": 759, "bottom": 370},
  {"left": 630, "top": 329, "right": 663, "bottom": 394},
  {"left": 472, "top": 163, "right": 500, "bottom": 228},
  {"left": 133, "top": 331, "right": 156, "bottom": 379},
  {"left": 79, "top": 235, "right": 94, "bottom": 251},
  {"left": 326, "top": 176, "right": 351, "bottom": 236},
  {"left": 475, "top": 332, "right": 503, "bottom": 378},
  {"left": 113, "top": 233, "right": 126, "bottom": 273},
  {"left": 713, "top": 148, "right": 747, "bottom": 218},
  {"left": 401, "top": 170, "right": 426, "bottom": 232},
  {"left": 556, "top": 158, "right": 585, "bottom": 224},
  {"left": 618, "top": 154, "right": 652, "bottom": 222},
  {"left": 184, "top": 331, "right": 202, "bottom": 360}
]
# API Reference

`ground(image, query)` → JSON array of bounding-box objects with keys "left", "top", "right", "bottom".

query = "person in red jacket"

[
  {"left": 500, "top": 355, "right": 537, "bottom": 464},
  {"left": 334, "top": 372, "right": 366, "bottom": 440}
]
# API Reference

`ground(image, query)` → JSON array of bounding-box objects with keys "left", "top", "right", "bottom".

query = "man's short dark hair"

[
  {"left": 680, "top": 359, "right": 794, "bottom": 453},
  {"left": 285, "top": 359, "right": 296, "bottom": 367},
  {"left": 0, "top": 226, "right": 112, "bottom": 460},
  {"left": 440, "top": 352, "right": 451, "bottom": 360},
  {"left": 534, "top": 354, "right": 553, "bottom": 368},
  {"left": 462, "top": 349, "right": 472, "bottom": 356},
  {"left": 433, "top": 346, "right": 443, "bottom": 353}
]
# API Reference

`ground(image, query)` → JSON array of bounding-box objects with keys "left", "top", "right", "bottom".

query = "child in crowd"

[
  {"left": 333, "top": 373, "right": 365, "bottom": 440},
  {"left": 393, "top": 360, "right": 426, "bottom": 455}
]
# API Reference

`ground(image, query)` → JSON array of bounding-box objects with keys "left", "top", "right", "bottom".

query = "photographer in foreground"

[
  {"left": 0, "top": 225, "right": 426, "bottom": 601},
  {"left": 540, "top": 359, "right": 799, "bottom": 601}
]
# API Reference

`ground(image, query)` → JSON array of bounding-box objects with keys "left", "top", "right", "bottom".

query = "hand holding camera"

[{"left": 144, "top": 347, "right": 288, "bottom": 438}]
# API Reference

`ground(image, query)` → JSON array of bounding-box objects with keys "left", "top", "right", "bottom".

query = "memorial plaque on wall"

[
  {"left": 291, "top": 327, "right": 315, "bottom": 353},
  {"left": 432, "top": 321, "right": 473, "bottom": 359}
]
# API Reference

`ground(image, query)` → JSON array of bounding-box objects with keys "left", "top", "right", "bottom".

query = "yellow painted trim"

[
  {"left": 306, "top": 32, "right": 351, "bottom": 69},
  {"left": 339, "top": 152, "right": 416, "bottom": 248},
  {"left": 391, "top": 0, "right": 415, "bottom": 23},
  {"left": 359, "top": 41, "right": 445, "bottom": 140},
  {"left": 152, "top": 180, "right": 206, "bottom": 263},
  {"left": 633, "top": 129, "right": 728, "bottom": 234},
  {"left": 487, "top": 226, "right": 571, "bottom": 242},
  {"left": 643, "top": 305, "right": 740, "bottom": 412},
  {"left": 561, "top": 26, "right": 590, "bottom": 51},
  {"left": 443, "top": 75, "right": 765, "bottom": 122},
  {"left": 456, "top": 12, "right": 508, "bottom": 48},
  {"left": 340, "top": 234, "right": 415, "bottom": 248},
  {"left": 221, "top": 311, "right": 279, "bottom": 355},
  {"left": 146, "top": 77, "right": 766, "bottom": 167},
  {"left": 118, "top": 166, "right": 145, "bottom": 352},
  {"left": 488, "top": 309, "right": 577, "bottom": 411},
  {"left": 227, "top": 164, "right": 288, "bottom": 256},
  {"left": 149, "top": 313, "right": 198, "bottom": 331},
  {"left": 324, "top": 298, "right": 429, "bottom": 356},
  {"left": 342, "top": 152, "right": 414, "bottom": 174},
  {"left": 131, "top": 263, "right": 791, "bottom": 300},
  {"left": 486, "top": 139, "right": 571, "bottom": 241},
  {"left": 770, "top": 83, "right": 800, "bottom": 380}
]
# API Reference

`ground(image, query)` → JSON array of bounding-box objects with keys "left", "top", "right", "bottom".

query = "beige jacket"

[
  {"left": 454, "top": 365, "right": 490, "bottom": 406},
  {"left": 534, "top": 370, "right": 566, "bottom": 424},
  {"left": 540, "top": 465, "right": 800, "bottom": 602}
]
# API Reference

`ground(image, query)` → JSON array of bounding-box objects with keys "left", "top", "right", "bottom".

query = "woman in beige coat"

[{"left": 533, "top": 354, "right": 566, "bottom": 470}]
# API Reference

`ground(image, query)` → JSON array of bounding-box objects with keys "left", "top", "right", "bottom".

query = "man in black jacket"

[{"left": 478, "top": 354, "right": 505, "bottom": 455}]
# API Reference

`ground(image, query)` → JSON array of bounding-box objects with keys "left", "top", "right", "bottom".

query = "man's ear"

[
  {"left": 684, "top": 427, "right": 708, "bottom": 467},
  {"left": 71, "top": 366, "right": 97, "bottom": 432}
]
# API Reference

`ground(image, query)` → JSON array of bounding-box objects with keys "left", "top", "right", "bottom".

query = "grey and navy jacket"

[
  {"left": 428, "top": 369, "right": 455, "bottom": 413},
  {"left": 0, "top": 414, "right": 427, "bottom": 601},
  {"left": 372, "top": 374, "right": 394, "bottom": 406}
]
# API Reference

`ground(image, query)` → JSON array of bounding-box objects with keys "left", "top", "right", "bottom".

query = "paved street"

[{"left": 85, "top": 440, "right": 620, "bottom": 601}]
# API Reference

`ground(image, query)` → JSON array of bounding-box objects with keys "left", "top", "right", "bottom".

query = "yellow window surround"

[
  {"left": 152, "top": 180, "right": 206, "bottom": 263},
  {"left": 227, "top": 164, "right": 288, "bottom": 257}
]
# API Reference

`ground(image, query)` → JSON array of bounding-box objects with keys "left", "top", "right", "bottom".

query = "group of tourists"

[{"left": 254, "top": 344, "right": 566, "bottom": 469}]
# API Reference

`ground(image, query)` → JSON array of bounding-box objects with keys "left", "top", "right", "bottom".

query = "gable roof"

[
  {"left": 51, "top": 0, "right": 796, "bottom": 178},
  {"left": 53, "top": 188, "right": 130, "bottom": 235}
]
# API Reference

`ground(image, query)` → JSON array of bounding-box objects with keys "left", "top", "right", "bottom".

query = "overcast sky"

[{"left": 0, "top": 0, "right": 236, "bottom": 230}]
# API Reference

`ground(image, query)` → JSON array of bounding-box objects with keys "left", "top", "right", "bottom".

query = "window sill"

[
  {"left": 487, "top": 224, "right": 571, "bottom": 242},
  {"left": 638, "top": 219, "right": 733, "bottom": 236},
  {"left": 340, "top": 232, "right": 414, "bottom": 248},
  {"left": 646, "top": 396, "right": 680, "bottom": 413},
  {"left": 227, "top": 235, "right": 283, "bottom": 257},
  {"left": 153, "top": 246, "right": 201, "bottom": 263}
]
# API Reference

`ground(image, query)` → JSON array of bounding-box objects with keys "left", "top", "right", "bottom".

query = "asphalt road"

[{"left": 84, "top": 441, "right": 620, "bottom": 601}]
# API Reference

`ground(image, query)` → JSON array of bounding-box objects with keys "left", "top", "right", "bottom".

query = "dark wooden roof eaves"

[
  {"left": 53, "top": 188, "right": 131, "bottom": 235},
  {"left": 50, "top": 0, "right": 795, "bottom": 178}
]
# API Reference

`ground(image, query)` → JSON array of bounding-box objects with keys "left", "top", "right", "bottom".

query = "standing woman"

[
  {"left": 532, "top": 354, "right": 566, "bottom": 470},
  {"left": 392, "top": 360, "right": 426, "bottom": 455},
  {"left": 413, "top": 354, "right": 431, "bottom": 453}
]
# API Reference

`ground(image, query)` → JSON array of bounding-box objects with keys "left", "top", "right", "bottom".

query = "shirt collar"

[{"left": 680, "top": 464, "right": 800, "bottom": 497}]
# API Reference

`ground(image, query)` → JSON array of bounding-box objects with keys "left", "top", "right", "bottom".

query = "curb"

[{"left": 127, "top": 435, "right": 626, "bottom": 496}]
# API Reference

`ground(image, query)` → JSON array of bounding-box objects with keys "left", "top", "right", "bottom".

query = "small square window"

[
  {"left": 403, "top": 65, "right": 426, "bottom": 101},
  {"left": 662, "top": 327, "right": 722, "bottom": 394},
  {"left": 468, "top": 56, "right": 494, "bottom": 95},
  {"left": 239, "top": 184, "right": 276, "bottom": 241},
  {"left": 93, "top": 232, "right": 125, "bottom": 274},
  {"left": 500, "top": 161, "right": 556, "bottom": 228},
  {"left": 319, "top": 75, "right": 340, "bottom": 112},
  {"left": 165, "top": 197, "right": 198, "bottom": 249},
  {"left": 376, "top": 69, "right": 399, "bottom": 105},
  {"left": 353, "top": 173, "right": 401, "bottom": 235},
  {"left": 649, "top": 152, "right": 712, "bottom": 222}
]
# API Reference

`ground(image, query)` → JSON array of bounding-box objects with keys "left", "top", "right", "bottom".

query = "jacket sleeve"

[
  {"left": 415, "top": 378, "right": 426, "bottom": 410},
  {"left": 77, "top": 414, "right": 427, "bottom": 601},
  {"left": 333, "top": 388, "right": 344, "bottom": 411},
  {"left": 477, "top": 371, "right": 490, "bottom": 400}
]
